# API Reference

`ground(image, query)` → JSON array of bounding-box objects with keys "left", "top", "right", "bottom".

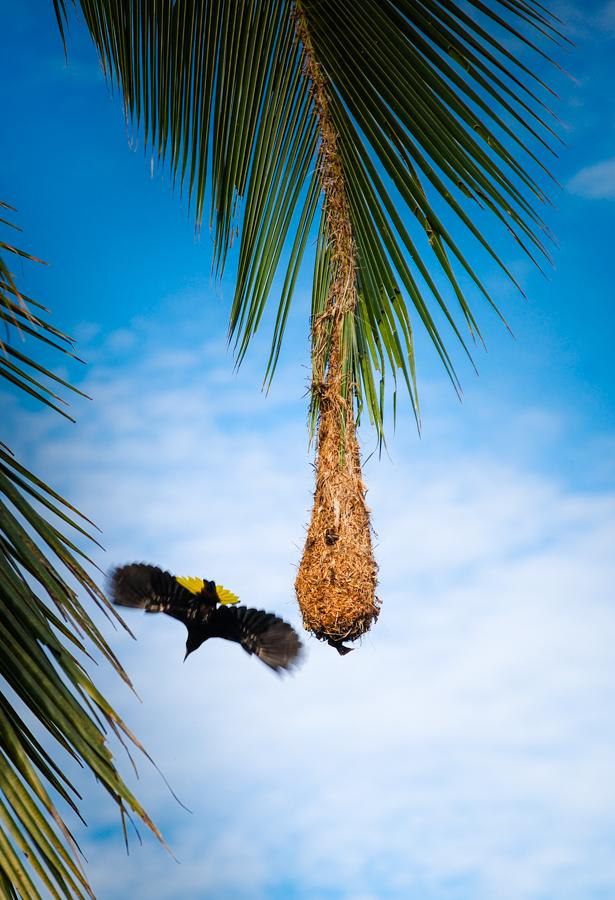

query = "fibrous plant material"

[
  {"left": 295, "top": 376, "right": 380, "bottom": 645},
  {"left": 293, "top": 3, "right": 379, "bottom": 648}
]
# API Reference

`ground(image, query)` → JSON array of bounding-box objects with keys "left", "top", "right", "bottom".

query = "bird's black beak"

[{"left": 184, "top": 648, "right": 190, "bottom": 662}]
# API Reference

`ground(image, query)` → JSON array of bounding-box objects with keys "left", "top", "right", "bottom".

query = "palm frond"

[
  {"left": 53, "top": 0, "right": 561, "bottom": 434},
  {"left": 297, "top": 0, "right": 562, "bottom": 431},
  {"left": 0, "top": 209, "right": 163, "bottom": 898},
  {"left": 54, "top": 0, "right": 319, "bottom": 389}
]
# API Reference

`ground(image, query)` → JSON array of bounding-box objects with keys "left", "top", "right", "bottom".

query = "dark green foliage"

[
  {"left": 53, "top": 0, "right": 563, "bottom": 434},
  {"left": 0, "top": 208, "right": 162, "bottom": 899}
]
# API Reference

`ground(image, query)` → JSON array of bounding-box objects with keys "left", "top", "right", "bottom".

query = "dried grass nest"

[{"left": 295, "top": 383, "right": 380, "bottom": 646}]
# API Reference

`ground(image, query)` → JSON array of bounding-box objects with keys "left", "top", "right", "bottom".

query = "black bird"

[
  {"left": 326, "top": 637, "right": 354, "bottom": 656},
  {"left": 109, "top": 563, "right": 303, "bottom": 673}
]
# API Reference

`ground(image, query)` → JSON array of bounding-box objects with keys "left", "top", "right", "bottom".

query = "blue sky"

[{"left": 2, "top": 2, "right": 615, "bottom": 898}]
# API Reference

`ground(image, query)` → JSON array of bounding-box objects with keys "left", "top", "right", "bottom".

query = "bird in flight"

[{"left": 109, "top": 563, "right": 303, "bottom": 673}]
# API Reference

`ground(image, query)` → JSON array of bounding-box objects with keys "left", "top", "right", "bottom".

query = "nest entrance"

[{"left": 295, "top": 378, "right": 379, "bottom": 645}]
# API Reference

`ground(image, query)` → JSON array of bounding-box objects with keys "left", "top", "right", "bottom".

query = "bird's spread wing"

[
  {"left": 206, "top": 606, "right": 303, "bottom": 672},
  {"left": 109, "top": 563, "right": 195, "bottom": 621}
]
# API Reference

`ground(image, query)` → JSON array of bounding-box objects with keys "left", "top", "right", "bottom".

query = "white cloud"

[
  {"left": 550, "top": 1, "right": 615, "bottom": 38},
  {"left": 8, "top": 325, "right": 615, "bottom": 899},
  {"left": 568, "top": 157, "right": 615, "bottom": 199}
]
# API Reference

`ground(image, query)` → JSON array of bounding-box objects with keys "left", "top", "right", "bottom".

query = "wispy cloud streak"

[{"left": 568, "top": 157, "right": 615, "bottom": 199}]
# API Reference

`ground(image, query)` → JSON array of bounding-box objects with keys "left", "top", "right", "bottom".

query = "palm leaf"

[
  {"left": 0, "top": 208, "right": 163, "bottom": 898},
  {"left": 298, "top": 0, "right": 564, "bottom": 431},
  {"left": 53, "top": 0, "right": 562, "bottom": 437},
  {"left": 54, "top": 0, "right": 319, "bottom": 387}
]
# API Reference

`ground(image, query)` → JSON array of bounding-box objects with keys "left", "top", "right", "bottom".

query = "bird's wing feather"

[
  {"left": 206, "top": 606, "right": 303, "bottom": 672},
  {"left": 175, "top": 575, "right": 205, "bottom": 595},
  {"left": 162, "top": 575, "right": 239, "bottom": 604},
  {"left": 109, "top": 563, "right": 194, "bottom": 622},
  {"left": 215, "top": 584, "right": 239, "bottom": 605}
]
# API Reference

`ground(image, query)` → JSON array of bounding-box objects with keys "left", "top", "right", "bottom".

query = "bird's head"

[{"left": 184, "top": 627, "right": 206, "bottom": 661}]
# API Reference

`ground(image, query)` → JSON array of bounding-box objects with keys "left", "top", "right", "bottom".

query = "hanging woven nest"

[
  {"left": 295, "top": 375, "right": 379, "bottom": 646},
  {"left": 293, "top": 7, "right": 379, "bottom": 648}
]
